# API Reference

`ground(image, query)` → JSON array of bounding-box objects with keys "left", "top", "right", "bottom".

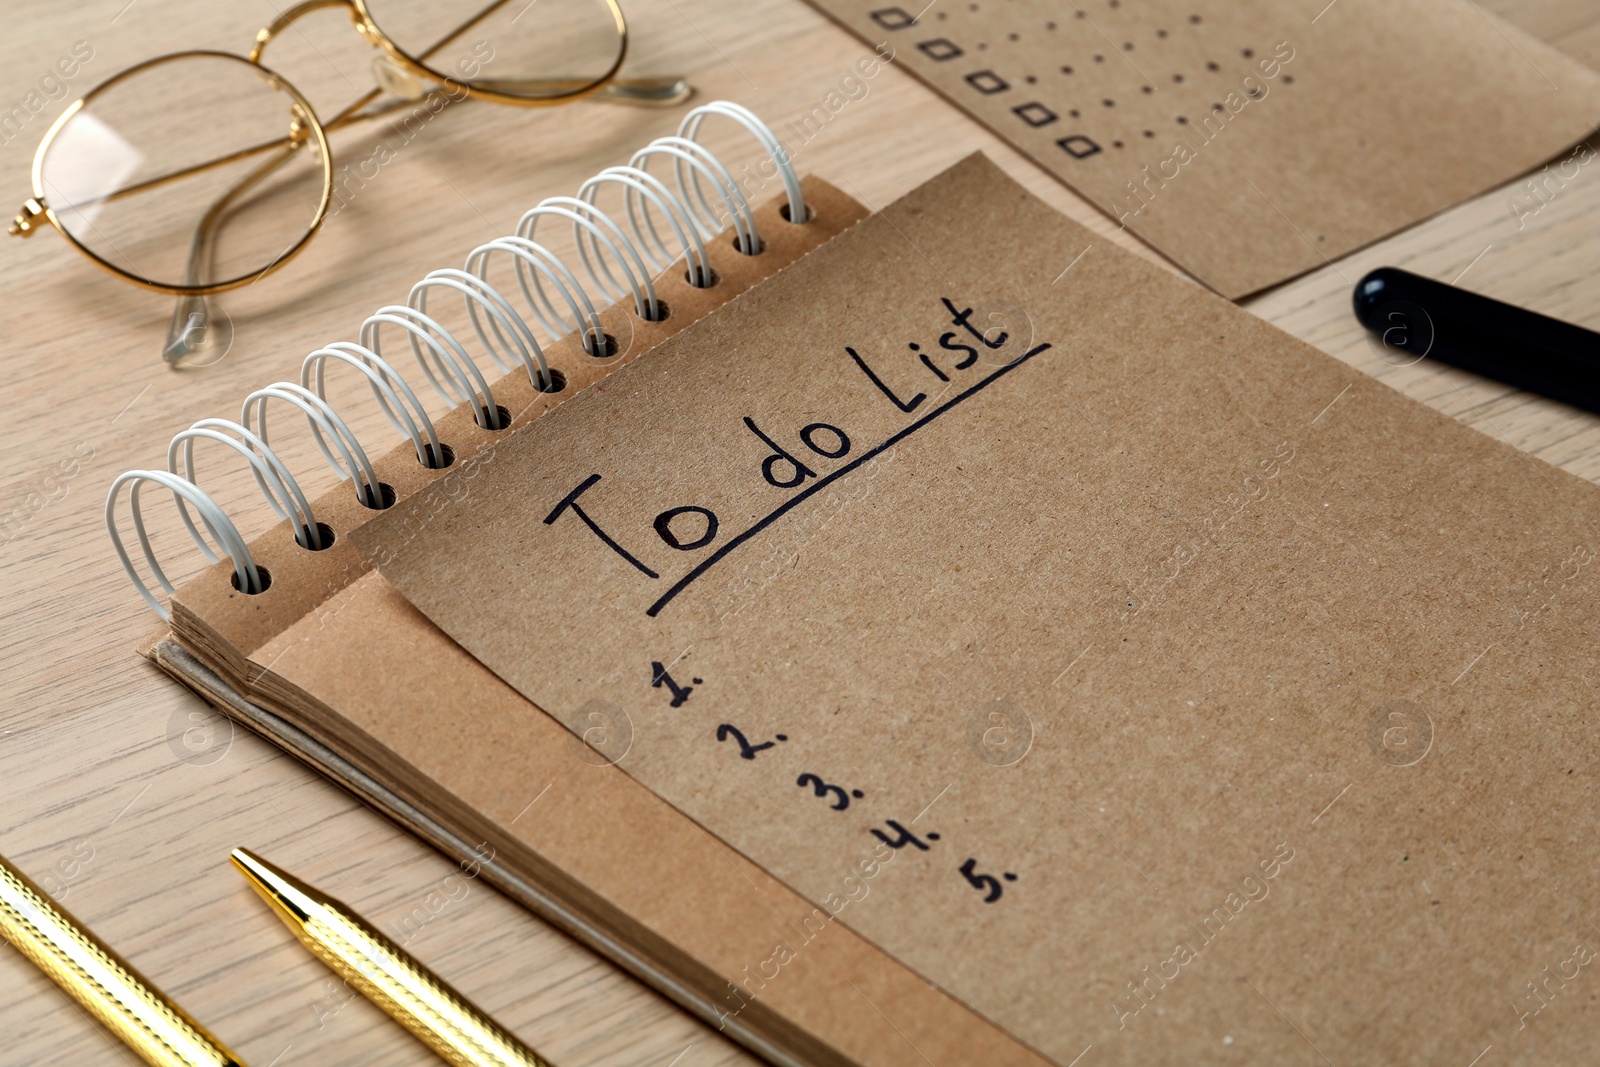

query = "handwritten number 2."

[{"left": 716, "top": 724, "right": 787, "bottom": 760}]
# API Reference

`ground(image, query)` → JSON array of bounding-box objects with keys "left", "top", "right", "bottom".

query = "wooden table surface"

[{"left": 2, "top": 2, "right": 1596, "bottom": 1064}]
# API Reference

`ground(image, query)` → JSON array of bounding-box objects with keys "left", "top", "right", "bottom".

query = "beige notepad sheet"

[
  {"left": 362, "top": 155, "right": 1600, "bottom": 1064},
  {"left": 805, "top": 0, "right": 1600, "bottom": 297}
]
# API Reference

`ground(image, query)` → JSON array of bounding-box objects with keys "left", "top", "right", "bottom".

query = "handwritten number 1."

[{"left": 650, "top": 661, "right": 699, "bottom": 707}]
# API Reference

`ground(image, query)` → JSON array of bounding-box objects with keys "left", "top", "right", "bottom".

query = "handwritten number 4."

[
  {"left": 716, "top": 724, "right": 788, "bottom": 760},
  {"left": 870, "top": 820, "right": 940, "bottom": 851}
]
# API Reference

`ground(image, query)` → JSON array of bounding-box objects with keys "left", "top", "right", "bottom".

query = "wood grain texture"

[{"left": 0, "top": 2, "right": 1595, "bottom": 1065}]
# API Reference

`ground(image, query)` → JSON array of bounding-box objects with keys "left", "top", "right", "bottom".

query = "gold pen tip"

[
  {"left": 230, "top": 847, "right": 318, "bottom": 924},
  {"left": 231, "top": 851, "right": 550, "bottom": 1067}
]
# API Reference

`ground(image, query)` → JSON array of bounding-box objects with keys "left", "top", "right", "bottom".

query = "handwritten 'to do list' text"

[{"left": 541, "top": 296, "right": 1054, "bottom": 616}]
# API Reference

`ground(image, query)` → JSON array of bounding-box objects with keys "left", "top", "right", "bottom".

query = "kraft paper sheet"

[{"left": 363, "top": 154, "right": 1600, "bottom": 1064}]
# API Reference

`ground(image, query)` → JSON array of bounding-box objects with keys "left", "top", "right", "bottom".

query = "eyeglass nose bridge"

[
  {"left": 249, "top": 0, "right": 365, "bottom": 65},
  {"left": 250, "top": 0, "right": 425, "bottom": 102}
]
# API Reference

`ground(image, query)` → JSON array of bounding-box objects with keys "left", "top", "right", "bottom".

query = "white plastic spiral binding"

[{"left": 106, "top": 103, "right": 807, "bottom": 616}]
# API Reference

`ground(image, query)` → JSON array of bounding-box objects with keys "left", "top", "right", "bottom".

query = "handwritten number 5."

[{"left": 959, "top": 858, "right": 1017, "bottom": 903}]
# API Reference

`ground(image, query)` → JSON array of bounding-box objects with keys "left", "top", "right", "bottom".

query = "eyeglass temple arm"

[
  {"left": 320, "top": 77, "right": 688, "bottom": 140},
  {"left": 164, "top": 141, "right": 303, "bottom": 364},
  {"left": 160, "top": 0, "right": 684, "bottom": 353},
  {"left": 470, "top": 76, "right": 690, "bottom": 105}
]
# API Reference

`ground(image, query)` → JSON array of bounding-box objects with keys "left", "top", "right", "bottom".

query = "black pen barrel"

[{"left": 1353, "top": 267, "right": 1600, "bottom": 415}]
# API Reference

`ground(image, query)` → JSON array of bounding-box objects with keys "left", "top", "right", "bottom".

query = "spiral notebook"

[
  {"left": 117, "top": 116, "right": 1600, "bottom": 1064},
  {"left": 119, "top": 107, "right": 1051, "bottom": 1067}
]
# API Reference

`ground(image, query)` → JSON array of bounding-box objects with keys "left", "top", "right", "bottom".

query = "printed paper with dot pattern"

[{"left": 807, "top": 0, "right": 1600, "bottom": 296}]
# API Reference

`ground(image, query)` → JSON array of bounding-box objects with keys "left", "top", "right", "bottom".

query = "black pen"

[{"left": 1352, "top": 267, "right": 1600, "bottom": 416}]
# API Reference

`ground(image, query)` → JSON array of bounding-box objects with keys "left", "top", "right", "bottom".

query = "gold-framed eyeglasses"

[{"left": 10, "top": 0, "right": 689, "bottom": 359}]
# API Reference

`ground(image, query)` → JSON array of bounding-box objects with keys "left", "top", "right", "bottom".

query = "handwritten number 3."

[{"left": 796, "top": 772, "right": 859, "bottom": 810}]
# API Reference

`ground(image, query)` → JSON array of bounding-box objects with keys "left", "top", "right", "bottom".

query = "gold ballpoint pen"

[
  {"left": 0, "top": 851, "right": 245, "bottom": 1067},
  {"left": 230, "top": 848, "right": 548, "bottom": 1067}
]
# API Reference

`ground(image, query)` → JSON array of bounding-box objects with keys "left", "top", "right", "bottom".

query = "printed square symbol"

[
  {"left": 966, "top": 70, "right": 1010, "bottom": 94},
  {"left": 1013, "top": 102, "right": 1058, "bottom": 127},
  {"left": 917, "top": 38, "right": 963, "bottom": 61},
  {"left": 870, "top": 7, "right": 917, "bottom": 29},
  {"left": 1057, "top": 135, "right": 1102, "bottom": 158}
]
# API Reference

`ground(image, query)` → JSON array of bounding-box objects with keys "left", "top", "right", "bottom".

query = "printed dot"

[
  {"left": 1142, "top": 129, "right": 1154, "bottom": 137},
  {"left": 692, "top": 677, "right": 703, "bottom": 684},
  {"left": 1122, "top": 42, "right": 1134, "bottom": 51},
  {"left": 1104, "top": 98, "right": 1115, "bottom": 107},
  {"left": 928, "top": 832, "right": 942, "bottom": 840},
  {"left": 776, "top": 734, "right": 788, "bottom": 741},
  {"left": 1242, "top": 48, "right": 1254, "bottom": 57},
  {"left": 1093, "top": 53, "right": 1104, "bottom": 62},
  {"left": 1046, "top": 21, "right": 1057, "bottom": 29},
  {"left": 1140, "top": 84, "right": 1153, "bottom": 93},
  {"left": 1112, "top": 139, "right": 1124, "bottom": 148},
  {"left": 1003, "top": 872, "right": 1018, "bottom": 881},
  {"left": 1283, "top": 74, "right": 1295, "bottom": 84},
  {"left": 1173, "top": 73, "right": 1184, "bottom": 82},
  {"left": 1156, "top": 28, "right": 1168, "bottom": 38},
  {"left": 851, "top": 789, "right": 864, "bottom": 798},
  {"left": 1008, "top": 32, "right": 1019, "bottom": 41},
  {"left": 1207, "top": 60, "right": 1220, "bottom": 71},
  {"left": 1025, "top": 75, "right": 1037, "bottom": 84},
  {"left": 1109, "top": 0, "right": 1120, "bottom": 7},
  {"left": 937, "top": 9, "right": 947, "bottom": 16},
  {"left": 978, "top": 42, "right": 987, "bottom": 49},
  {"left": 1189, "top": 13, "right": 1202, "bottom": 22},
  {"left": 1060, "top": 65, "right": 1074, "bottom": 73},
  {"left": 1075, "top": 9, "right": 1086, "bottom": 17},
  {"left": 1068, "top": 108, "right": 1080, "bottom": 117},
  {"left": 1176, "top": 115, "right": 1188, "bottom": 123}
]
